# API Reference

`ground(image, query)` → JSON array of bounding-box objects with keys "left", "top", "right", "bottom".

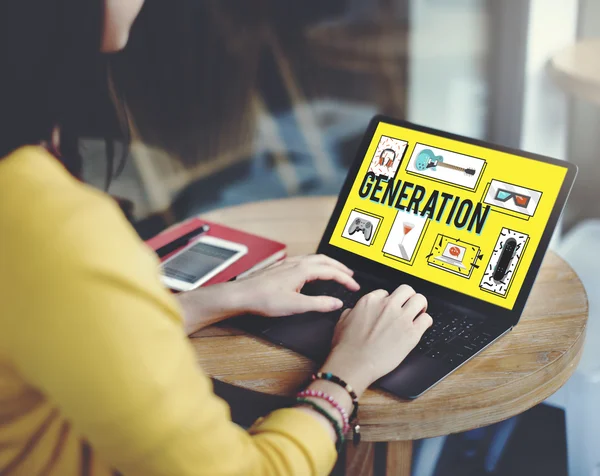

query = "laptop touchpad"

[{"left": 263, "top": 313, "right": 337, "bottom": 363}]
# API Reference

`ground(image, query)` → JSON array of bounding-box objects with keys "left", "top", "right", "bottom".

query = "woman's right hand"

[{"left": 321, "top": 285, "right": 433, "bottom": 397}]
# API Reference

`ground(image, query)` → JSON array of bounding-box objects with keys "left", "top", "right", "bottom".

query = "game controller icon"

[{"left": 349, "top": 217, "right": 373, "bottom": 241}]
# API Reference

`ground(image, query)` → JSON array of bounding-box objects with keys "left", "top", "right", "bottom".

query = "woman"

[{"left": 0, "top": 1, "right": 432, "bottom": 475}]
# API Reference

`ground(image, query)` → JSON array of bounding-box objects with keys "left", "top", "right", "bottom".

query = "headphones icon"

[{"left": 378, "top": 148, "right": 397, "bottom": 168}]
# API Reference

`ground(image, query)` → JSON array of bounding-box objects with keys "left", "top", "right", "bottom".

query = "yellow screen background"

[{"left": 329, "top": 122, "right": 567, "bottom": 309}]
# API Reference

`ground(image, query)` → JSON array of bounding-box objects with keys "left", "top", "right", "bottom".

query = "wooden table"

[
  {"left": 191, "top": 196, "right": 588, "bottom": 475},
  {"left": 549, "top": 39, "right": 600, "bottom": 106}
]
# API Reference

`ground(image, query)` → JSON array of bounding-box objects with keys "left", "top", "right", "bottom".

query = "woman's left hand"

[
  {"left": 233, "top": 254, "right": 360, "bottom": 317},
  {"left": 177, "top": 254, "right": 359, "bottom": 335}
]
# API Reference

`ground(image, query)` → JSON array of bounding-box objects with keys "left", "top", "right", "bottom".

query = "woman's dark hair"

[
  {"left": 0, "top": 0, "right": 127, "bottom": 187},
  {"left": 0, "top": 0, "right": 270, "bottom": 196},
  {"left": 111, "top": 0, "right": 267, "bottom": 167}
]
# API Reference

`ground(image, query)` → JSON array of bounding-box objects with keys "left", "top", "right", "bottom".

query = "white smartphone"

[{"left": 160, "top": 235, "right": 248, "bottom": 292}]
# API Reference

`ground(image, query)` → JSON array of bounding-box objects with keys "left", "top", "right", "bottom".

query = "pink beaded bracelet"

[{"left": 297, "top": 389, "right": 350, "bottom": 434}]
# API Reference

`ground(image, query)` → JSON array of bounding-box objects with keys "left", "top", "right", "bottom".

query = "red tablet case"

[{"left": 145, "top": 218, "right": 287, "bottom": 287}]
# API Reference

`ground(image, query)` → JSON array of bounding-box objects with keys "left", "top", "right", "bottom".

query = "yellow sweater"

[{"left": 0, "top": 147, "right": 336, "bottom": 476}]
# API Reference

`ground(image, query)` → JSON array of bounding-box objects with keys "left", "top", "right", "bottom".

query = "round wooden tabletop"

[
  {"left": 549, "top": 39, "right": 600, "bottom": 105},
  {"left": 191, "top": 196, "right": 588, "bottom": 442}
]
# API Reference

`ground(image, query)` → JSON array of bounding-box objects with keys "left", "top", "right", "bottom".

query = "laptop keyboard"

[
  {"left": 302, "top": 280, "right": 497, "bottom": 366},
  {"left": 414, "top": 310, "right": 495, "bottom": 365}
]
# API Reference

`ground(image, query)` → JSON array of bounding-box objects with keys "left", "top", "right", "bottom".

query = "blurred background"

[{"left": 81, "top": 0, "right": 600, "bottom": 474}]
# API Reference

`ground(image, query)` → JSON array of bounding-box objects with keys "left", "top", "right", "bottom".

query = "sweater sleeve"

[{"left": 5, "top": 194, "right": 336, "bottom": 476}]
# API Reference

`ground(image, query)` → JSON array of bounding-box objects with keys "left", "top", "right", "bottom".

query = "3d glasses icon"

[{"left": 495, "top": 189, "right": 531, "bottom": 208}]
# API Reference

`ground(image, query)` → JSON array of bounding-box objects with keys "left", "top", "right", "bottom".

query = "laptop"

[
  {"left": 236, "top": 115, "right": 577, "bottom": 399},
  {"left": 435, "top": 243, "right": 467, "bottom": 269}
]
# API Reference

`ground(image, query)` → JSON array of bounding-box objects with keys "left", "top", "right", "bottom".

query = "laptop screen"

[{"left": 329, "top": 121, "right": 569, "bottom": 310}]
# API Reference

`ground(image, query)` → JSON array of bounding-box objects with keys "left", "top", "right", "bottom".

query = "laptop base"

[
  {"left": 258, "top": 312, "right": 509, "bottom": 399},
  {"left": 231, "top": 277, "right": 511, "bottom": 400}
]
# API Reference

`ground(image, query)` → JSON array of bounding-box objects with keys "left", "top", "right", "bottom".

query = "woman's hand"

[
  {"left": 234, "top": 254, "right": 360, "bottom": 317},
  {"left": 177, "top": 254, "right": 359, "bottom": 334},
  {"left": 319, "top": 285, "right": 432, "bottom": 397}
]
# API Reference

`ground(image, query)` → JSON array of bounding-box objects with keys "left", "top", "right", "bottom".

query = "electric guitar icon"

[{"left": 414, "top": 149, "right": 476, "bottom": 176}]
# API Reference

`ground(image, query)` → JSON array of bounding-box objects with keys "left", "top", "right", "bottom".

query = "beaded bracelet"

[
  {"left": 312, "top": 372, "right": 361, "bottom": 445},
  {"left": 313, "top": 372, "right": 357, "bottom": 398},
  {"left": 297, "top": 389, "right": 350, "bottom": 434},
  {"left": 312, "top": 372, "right": 358, "bottom": 421},
  {"left": 296, "top": 398, "right": 345, "bottom": 452}
]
